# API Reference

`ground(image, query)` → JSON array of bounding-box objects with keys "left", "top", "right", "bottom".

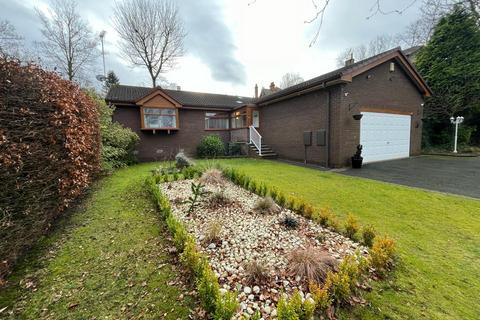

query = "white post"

[
  {"left": 450, "top": 116, "right": 464, "bottom": 154},
  {"left": 453, "top": 121, "right": 459, "bottom": 153}
]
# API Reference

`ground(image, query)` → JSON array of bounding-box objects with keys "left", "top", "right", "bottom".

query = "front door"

[{"left": 252, "top": 110, "right": 259, "bottom": 127}]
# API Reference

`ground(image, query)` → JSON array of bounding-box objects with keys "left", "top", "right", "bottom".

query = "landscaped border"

[
  {"left": 146, "top": 167, "right": 239, "bottom": 319},
  {"left": 146, "top": 163, "right": 397, "bottom": 319}
]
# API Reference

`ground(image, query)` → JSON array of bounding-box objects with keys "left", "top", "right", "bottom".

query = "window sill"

[
  {"left": 141, "top": 127, "right": 179, "bottom": 131},
  {"left": 205, "top": 128, "right": 230, "bottom": 131}
]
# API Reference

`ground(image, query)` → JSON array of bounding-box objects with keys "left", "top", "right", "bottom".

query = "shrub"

[
  {"left": 0, "top": 60, "right": 100, "bottom": 278},
  {"left": 197, "top": 134, "right": 226, "bottom": 158},
  {"left": 369, "top": 236, "right": 396, "bottom": 273},
  {"left": 282, "top": 215, "right": 299, "bottom": 229},
  {"left": 277, "top": 290, "right": 315, "bottom": 320},
  {"left": 287, "top": 247, "right": 338, "bottom": 283},
  {"left": 209, "top": 191, "right": 231, "bottom": 208},
  {"left": 324, "top": 270, "right": 351, "bottom": 305},
  {"left": 362, "top": 225, "right": 376, "bottom": 247},
  {"left": 200, "top": 168, "right": 225, "bottom": 186},
  {"left": 244, "top": 260, "right": 270, "bottom": 285},
  {"left": 338, "top": 255, "right": 361, "bottom": 290},
  {"left": 187, "top": 182, "right": 208, "bottom": 213},
  {"left": 214, "top": 291, "right": 239, "bottom": 320},
  {"left": 197, "top": 265, "right": 220, "bottom": 314},
  {"left": 204, "top": 220, "right": 223, "bottom": 244},
  {"left": 253, "top": 196, "right": 279, "bottom": 215},
  {"left": 309, "top": 282, "right": 332, "bottom": 312},
  {"left": 344, "top": 214, "right": 360, "bottom": 239},
  {"left": 175, "top": 151, "right": 194, "bottom": 169},
  {"left": 87, "top": 89, "right": 138, "bottom": 171},
  {"left": 227, "top": 142, "right": 242, "bottom": 156},
  {"left": 315, "top": 207, "right": 334, "bottom": 226},
  {"left": 277, "top": 193, "right": 287, "bottom": 207}
]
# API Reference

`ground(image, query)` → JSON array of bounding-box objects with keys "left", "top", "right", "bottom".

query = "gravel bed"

[{"left": 160, "top": 178, "right": 366, "bottom": 318}]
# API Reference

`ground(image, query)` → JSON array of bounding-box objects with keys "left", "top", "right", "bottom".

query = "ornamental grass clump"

[
  {"left": 204, "top": 220, "right": 223, "bottom": 244},
  {"left": 209, "top": 191, "right": 231, "bottom": 208},
  {"left": 244, "top": 260, "right": 270, "bottom": 285},
  {"left": 287, "top": 247, "right": 338, "bottom": 284},
  {"left": 199, "top": 168, "right": 225, "bottom": 186},
  {"left": 282, "top": 215, "right": 299, "bottom": 229},
  {"left": 253, "top": 196, "right": 279, "bottom": 215}
]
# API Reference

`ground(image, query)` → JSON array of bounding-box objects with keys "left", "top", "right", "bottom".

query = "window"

[
  {"left": 142, "top": 107, "right": 177, "bottom": 129},
  {"left": 205, "top": 112, "right": 229, "bottom": 129},
  {"left": 231, "top": 111, "right": 247, "bottom": 128}
]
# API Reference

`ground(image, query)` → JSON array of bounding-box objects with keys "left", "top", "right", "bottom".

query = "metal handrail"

[{"left": 249, "top": 125, "right": 262, "bottom": 156}]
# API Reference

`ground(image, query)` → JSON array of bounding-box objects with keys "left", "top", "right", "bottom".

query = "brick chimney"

[
  {"left": 270, "top": 82, "right": 276, "bottom": 91},
  {"left": 254, "top": 84, "right": 258, "bottom": 98},
  {"left": 345, "top": 53, "right": 355, "bottom": 67}
]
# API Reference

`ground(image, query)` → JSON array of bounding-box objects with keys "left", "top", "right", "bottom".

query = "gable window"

[
  {"left": 142, "top": 107, "right": 178, "bottom": 129},
  {"left": 231, "top": 110, "right": 247, "bottom": 128},
  {"left": 205, "top": 112, "right": 229, "bottom": 130}
]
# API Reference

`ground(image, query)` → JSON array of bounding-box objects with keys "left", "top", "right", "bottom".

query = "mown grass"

[
  {"left": 207, "top": 158, "right": 480, "bottom": 320},
  {"left": 0, "top": 164, "right": 197, "bottom": 319}
]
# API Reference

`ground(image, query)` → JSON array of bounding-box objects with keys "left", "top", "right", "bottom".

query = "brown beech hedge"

[{"left": 0, "top": 60, "right": 101, "bottom": 280}]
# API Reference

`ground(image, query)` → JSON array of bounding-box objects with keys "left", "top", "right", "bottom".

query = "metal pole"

[
  {"left": 453, "top": 120, "right": 459, "bottom": 153},
  {"left": 101, "top": 37, "right": 106, "bottom": 77}
]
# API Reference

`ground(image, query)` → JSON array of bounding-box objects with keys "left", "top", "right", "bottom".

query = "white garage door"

[{"left": 360, "top": 112, "right": 411, "bottom": 163}]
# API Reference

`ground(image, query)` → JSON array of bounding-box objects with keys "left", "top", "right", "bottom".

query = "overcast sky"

[{"left": 1, "top": 0, "right": 422, "bottom": 97}]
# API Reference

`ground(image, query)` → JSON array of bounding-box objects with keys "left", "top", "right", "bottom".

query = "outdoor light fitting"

[
  {"left": 450, "top": 116, "right": 464, "bottom": 153},
  {"left": 353, "top": 114, "right": 363, "bottom": 120}
]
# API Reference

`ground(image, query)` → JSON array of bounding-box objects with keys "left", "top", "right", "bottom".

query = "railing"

[{"left": 249, "top": 125, "right": 262, "bottom": 156}]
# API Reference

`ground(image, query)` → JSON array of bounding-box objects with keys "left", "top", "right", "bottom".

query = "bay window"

[
  {"left": 205, "top": 112, "right": 229, "bottom": 129},
  {"left": 142, "top": 107, "right": 178, "bottom": 129}
]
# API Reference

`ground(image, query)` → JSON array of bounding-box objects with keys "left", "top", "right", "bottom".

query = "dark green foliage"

[
  {"left": 103, "top": 70, "right": 120, "bottom": 92},
  {"left": 187, "top": 182, "right": 208, "bottom": 213},
  {"left": 87, "top": 90, "right": 139, "bottom": 171},
  {"left": 362, "top": 224, "right": 376, "bottom": 247},
  {"left": 417, "top": 6, "right": 480, "bottom": 148},
  {"left": 227, "top": 142, "right": 242, "bottom": 156},
  {"left": 197, "top": 134, "right": 226, "bottom": 158},
  {"left": 282, "top": 215, "right": 299, "bottom": 229}
]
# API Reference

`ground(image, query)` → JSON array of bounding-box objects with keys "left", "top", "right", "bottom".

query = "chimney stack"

[
  {"left": 270, "top": 82, "right": 276, "bottom": 91},
  {"left": 345, "top": 52, "right": 355, "bottom": 67},
  {"left": 254, "top": 84, "right": 258, "bottom": 98},
  {"left": 176, "top": 86, "right": 181, "bottom": 91}
]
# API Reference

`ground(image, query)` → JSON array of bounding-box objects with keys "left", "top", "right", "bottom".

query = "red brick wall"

[
  {"left": 112, "top": 106, "right": 229, "bottom": 161},
  {"left": 258, "top": 90, "right": 330, "bottom": 166},
  {"left": 336, "top": 59, "right": 424, "bottom": 167}
]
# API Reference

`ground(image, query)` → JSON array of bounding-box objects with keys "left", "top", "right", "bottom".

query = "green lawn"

[
  {"left": 208, "top": 158, "right": 480, "bottom": 320},
  {"left": 0, "top": 164, "right": 197, "bottom": 319}
]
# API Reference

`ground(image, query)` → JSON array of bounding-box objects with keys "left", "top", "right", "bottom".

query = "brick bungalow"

[{"left": 105, "top": 47, "right": 432, "bottom": 168}]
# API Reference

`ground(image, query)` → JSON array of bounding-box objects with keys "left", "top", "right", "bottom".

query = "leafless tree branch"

[
  {"left": 36, "top": 0, "right": 99, "bottom": 82},
  {"left": 279, "top": 72, "right": 304, "bottom": 89},
  {"left": 0, "top": 20, "right": 23, "bottom": 58},
  {"left": 112, "top": 0, "right": 186, "bottom": 87}
]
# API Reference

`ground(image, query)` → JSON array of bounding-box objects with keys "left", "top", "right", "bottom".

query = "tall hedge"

[{"left": 0, "top": 60, "right": 101, "bottom": 279}]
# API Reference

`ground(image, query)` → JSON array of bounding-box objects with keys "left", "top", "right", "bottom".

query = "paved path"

[{"left": 341, "top": 155, "right": 480, "bottom": 198}]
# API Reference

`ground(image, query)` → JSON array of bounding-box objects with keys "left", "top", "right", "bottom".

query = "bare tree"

[
  {"left": 0, "top": 20, "right": 23, "bottom": 58},
  {"left": 279, "top": 72, "right": 304, "bottom": 89},
  {"left": 36, "top": 0, "right": 99, "bottom": 81},
  {"left": 336, "top": 35, "right": 398, "bottom": 67},
  {"left": 112, "top": 0, "right": 186, "bottom": 87}
]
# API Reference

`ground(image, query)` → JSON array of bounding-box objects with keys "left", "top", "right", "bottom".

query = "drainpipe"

[{"left": 326, "top": 89, "right": 331, "bottom": 168}]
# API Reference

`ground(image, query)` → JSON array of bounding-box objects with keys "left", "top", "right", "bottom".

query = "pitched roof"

[
  {"left": 403, "top": 45, "right": 423, "bottom": 57},
  {"left": 256, "top": 47, "right": 431, "bottom": 104},
  {"left": 106, "top": 85, "right": 253, "bottom": 109}
]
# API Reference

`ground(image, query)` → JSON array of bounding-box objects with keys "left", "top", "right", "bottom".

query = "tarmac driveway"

[{"left": 341, "top": 155, "right": 480, "bottom": 199}]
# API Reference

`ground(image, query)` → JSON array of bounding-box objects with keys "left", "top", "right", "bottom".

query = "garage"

[{"left": 360, "top": 112, "right": 411, "bottom": 163}]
